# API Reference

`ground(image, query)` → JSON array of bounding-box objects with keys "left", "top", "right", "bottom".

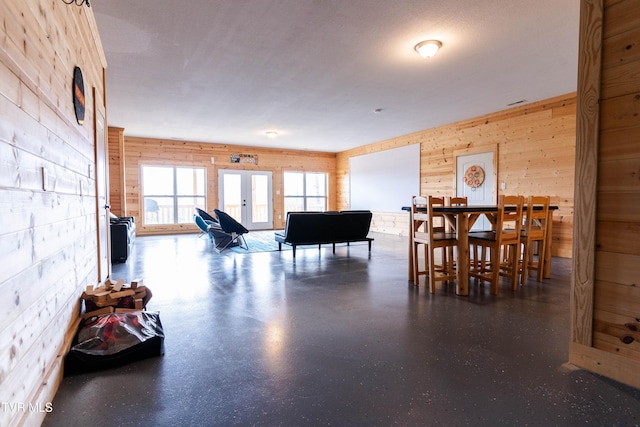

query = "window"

[
  {"left": 142, "top": 166, "right": 205, "bottom": 225},
  {"left": 284, "top": 172, "right": 327, "bottom": 213}
]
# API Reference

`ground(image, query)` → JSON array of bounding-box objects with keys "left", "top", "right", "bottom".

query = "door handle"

[{"left": 104, "top": 205, "right": 111, "bottom": 209}]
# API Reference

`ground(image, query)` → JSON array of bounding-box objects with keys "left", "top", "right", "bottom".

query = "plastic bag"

[{"left": 65, "top": 311, "right": 164, "bottom": 375}]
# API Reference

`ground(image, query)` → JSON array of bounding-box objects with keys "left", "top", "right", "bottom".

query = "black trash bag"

[{"left": 64, "top": 311, "right": 165, "bottom": 375}]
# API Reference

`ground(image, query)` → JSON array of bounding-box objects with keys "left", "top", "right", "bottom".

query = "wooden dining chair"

[
  {"left": 468, "top": 195, "right": 524, "bottom": 294},
  {"left": 520, "top": 195, "right": 550, "bottom": 285},
  {"left": 412, "top": 196, "right": 457, "bottom": 293}
]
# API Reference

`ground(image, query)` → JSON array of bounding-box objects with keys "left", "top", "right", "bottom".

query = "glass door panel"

[
  {"left": 222, "top": 173, "right": 242, "bottom": 222},
  {"left": 251, "top": 174, "right": 269, "bottom": 223},
  {"left": 219, "top": 170, "right": 273, "bottom": 230}
]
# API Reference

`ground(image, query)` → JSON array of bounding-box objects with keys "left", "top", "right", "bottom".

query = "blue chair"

[
  {"left": 195, "top": 212, "right": 241, "bottom": 252},
  {"left": 214, "top": 209, "right": 249, "bottom": 251},
  {"left": 194, "top": 214, "right": 213, "bottom": 242},
  {"left": 195, "top": 207, "right": 218, "bottom": 224}
]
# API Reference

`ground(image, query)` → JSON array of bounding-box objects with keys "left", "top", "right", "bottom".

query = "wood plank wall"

[
  {"left": 570, "top": 0, "right": 640, "bottom": 389},
  {"left": 336, "top": 94, "right": 577, "bottom": 258},
  {"left": 0, "top": 1, "right": 106, "bottom": 426},
  {"left": 111, "top": 136, "right": 337, "bottom": 234},
  {"left": 108, "top": 127, "right": 125, "bottom": 216}
]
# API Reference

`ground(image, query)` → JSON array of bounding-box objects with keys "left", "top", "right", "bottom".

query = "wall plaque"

[
  {"left": 73, "top": 66, "right": 85, "bottom": 125},
  {"left": 230, "top": 153, "right": 258, "bottom": 165}
]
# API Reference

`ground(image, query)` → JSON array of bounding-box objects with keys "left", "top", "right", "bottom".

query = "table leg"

[
  {"left": 456, "top": 213, "right": 470, "bottom": 296},
  {"left": 408, "top": 213, "right": 414, "bottom": 283}
]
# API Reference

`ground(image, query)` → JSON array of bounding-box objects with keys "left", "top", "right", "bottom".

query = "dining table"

[{"left": 404, "top": 204, "right": 557, "bottom": 296}]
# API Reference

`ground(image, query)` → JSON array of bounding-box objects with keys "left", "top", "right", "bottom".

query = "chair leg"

[
  {"left": 521, "top": 239, "right": 547, "bottom": 284},
  {"left": 520, "top": 240, "right": 529, "bottom": 286},
  {"left": 470, "top": 243, "right": 480, "bottom": 277},
  {"left": 536, "top": 240, "right": 545, "bottom": 283},
  {"left": 413, "top": 242, "right": 431, "bottom": 287},
  {"left": 428, "top": 246, "right": 437, "bottom": 294},
  {"left": 470, "top": 244, "right": 480, "bottom": 277},
  {"left": 412, "top": 242, "right": 420, "bottom": 286},
  {"left": 490, "top": 245, "right": 499, "bottom": 295},
  {"left": 510, "top": 243, "right": 520, "bottom": 291},
  {"left": 238, "top": 234, "right": 248, "bottom": 250},
  {"left": 480, "top": 245, "right": 488, "bottom": 275}
]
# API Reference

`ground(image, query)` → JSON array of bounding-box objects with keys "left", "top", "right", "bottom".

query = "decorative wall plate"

[
  {"left": 463, "top": 165, "right": 485, "bottom": 189},
  {"left": 73, "top": 66, "right": 85, "bottom": 125}
]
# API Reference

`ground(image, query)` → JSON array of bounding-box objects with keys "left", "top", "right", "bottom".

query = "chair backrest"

[
  {"left": 411, "top": 196, "right": 427, "bottom": 213},
  {"left": 194, "top": 214, "right": 209, "bottom": 233},
  {"left": 496, "top": 195, "right": 524, "bottom": 245},
  {"left": 338, "top": 211, "right": 373, "bottom": 239},
  {"left": 214, "top": 209, "right": 249, "bottom": 234},
  {"left": 411, "top": 196, "right": 429, "bottom": 236},
  {"left": 412, "top": 195, "right": 447, "bottom": 238},
  {"left": 283, "top": 211, "right": 372, "bottom": 242},
  {"left": 427, "top": 196, "right": 447, "bottom": 234},
  {"left": 446, "top": 196, "right": 467, "bottom": 231},
  {"left": 448, "top": 196, "right": 468, "bottom": 207},
  {"left": 195, "top": 207, "right": 218, "bottom": 223},
  {"left": 524, "top": 195, "right": 550, "bottom": 240},
  {"left": 283, "top": 212, "right": 327, "bottom": 242}
]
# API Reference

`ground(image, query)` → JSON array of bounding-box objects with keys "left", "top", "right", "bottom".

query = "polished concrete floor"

[{"left": 43, "top": 232, "right": 640, "bottom": 427}]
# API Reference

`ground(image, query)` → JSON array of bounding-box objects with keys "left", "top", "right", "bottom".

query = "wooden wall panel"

[
  {"left": 336, "top": 94, "right": 576, "bottom": 258},
  {"left": 108, "top": 127, "right": 125, "bottom": 215},
  {"left": 0, "top": 0, "right": 106, "bottom": 425},
  {"left": 593, "top": 309, "right": 640, "bottom": 362},
  {"left": 571, "top": 0, "right": 640, "bottom": 390},
  {"left": 112, "top": 136, "right": 337, "bottom": 234}
]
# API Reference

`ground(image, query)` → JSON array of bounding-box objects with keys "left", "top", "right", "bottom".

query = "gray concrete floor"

[{"left": 43, "top": 232, "right": 640, "bottom": 426}]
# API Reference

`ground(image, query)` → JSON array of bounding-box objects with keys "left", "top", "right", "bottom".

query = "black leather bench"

[{"left": 275, "top": 211, "right": 374, "bottom": 258}]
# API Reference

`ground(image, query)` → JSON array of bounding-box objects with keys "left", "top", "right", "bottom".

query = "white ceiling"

[{"left": 92, "top": 0, "right": 580, "bottom": 153}]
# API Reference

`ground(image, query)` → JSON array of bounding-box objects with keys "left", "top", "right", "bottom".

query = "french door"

[{"left": 218, "top": 170, "right": 273, "bottom": 230}]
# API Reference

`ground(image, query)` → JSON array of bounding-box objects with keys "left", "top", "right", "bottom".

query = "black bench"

[{"left": 275, "top": 211, "right": 374, "bottom": 258}]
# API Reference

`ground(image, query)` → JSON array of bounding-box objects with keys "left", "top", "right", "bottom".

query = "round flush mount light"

[
  {"left": 414, "top": 40, "right": 442, "bottom": 58},
  {"left": 266, "top": 131, "right": 278, "bottom": 138}
]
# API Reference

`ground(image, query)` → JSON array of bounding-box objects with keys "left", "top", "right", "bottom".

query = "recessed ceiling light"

[
  {"left": 266, "top": 131, "right": 278, "bottom": 138},
  {"left": 373, "top": 108, "right": 383, "bottom": 113},
  {"left": 414, "top": 40, "right": 442, "bottom": 58}
]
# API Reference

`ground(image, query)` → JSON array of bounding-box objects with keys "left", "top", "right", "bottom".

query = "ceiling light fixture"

[
  {"left": 266, "top": 131, "right": 278, "bottom": 138},
  {"left": 62, "top": 0, "right": 90, "bottom": 6},
  {"left": 414, "top": 40, "right": 442, "bottom": 58}
]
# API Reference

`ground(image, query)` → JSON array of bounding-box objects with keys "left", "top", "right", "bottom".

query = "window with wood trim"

[
  {"left": 141, "top": 166, "right": 206, "bottom": 225},
  {"left": 283, "top": 172, "right": 327, "bottom": 213}
]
